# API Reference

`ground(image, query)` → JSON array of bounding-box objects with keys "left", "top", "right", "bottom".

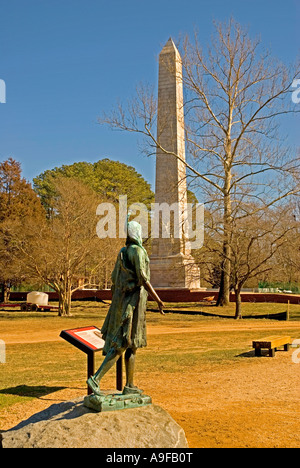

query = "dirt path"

[
  {"left": 155, "top": 353, "right": 300, "bottom": 448},
  {"left": 1, "top": 320, "right": 300, "bottom": 344}
]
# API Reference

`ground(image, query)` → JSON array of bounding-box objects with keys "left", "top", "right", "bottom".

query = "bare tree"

[
  {"left": 229, "top": 206, "right": 297, "bottom": 318},
  {"left": 270, "top": 200, "right": 300, "bottom": 287},
  {"left": 16, "top": 177, "right": 120, "bottom": 316},
  {"left": 99, "top": 18, "right": 300, "bottom": 305}
]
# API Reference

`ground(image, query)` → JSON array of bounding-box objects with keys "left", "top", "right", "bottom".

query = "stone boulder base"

[{"left": 1, "top": 398, "right": 188, "bottom": 448}]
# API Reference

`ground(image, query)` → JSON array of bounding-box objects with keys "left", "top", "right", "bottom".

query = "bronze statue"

[{"left": 87, "top": 220, "right": 164, "bottom": 396}]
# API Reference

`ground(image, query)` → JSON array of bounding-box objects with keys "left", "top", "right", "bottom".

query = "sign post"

[{"left": 60, "top": 326, "right": 123, "bottom": 395}]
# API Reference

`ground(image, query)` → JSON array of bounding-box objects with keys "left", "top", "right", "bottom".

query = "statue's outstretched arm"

[{"left": 144, "top": 281, "right": 165, "bottom": 314}]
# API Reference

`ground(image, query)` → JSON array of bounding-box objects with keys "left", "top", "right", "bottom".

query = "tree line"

[
  {"left": 1, "top": 156, "right": 299, "bottom": 319},
  {"left": 0, "top": 158, "right": 153, "bottom": 316}
]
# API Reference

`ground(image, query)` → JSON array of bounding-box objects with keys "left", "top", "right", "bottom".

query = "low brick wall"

[{"left": 9, "top": 289, "right": 300, "bottom": 305}]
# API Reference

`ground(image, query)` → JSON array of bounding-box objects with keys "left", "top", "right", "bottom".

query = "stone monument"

[{"left": 150, "top": 38, "right": 201, "bottom": 289}]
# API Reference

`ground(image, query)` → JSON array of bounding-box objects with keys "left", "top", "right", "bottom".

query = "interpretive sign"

[
  {"left": 60, "top": 326, "right": 122, "bottom": 394},
  {"left": 60, "top": 326, "right": 105, "bottom": 353}
]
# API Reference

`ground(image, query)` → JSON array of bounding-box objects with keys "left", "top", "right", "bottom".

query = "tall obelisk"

[{"left": 150, "top": 38, "right": 200, "bottom": 289}]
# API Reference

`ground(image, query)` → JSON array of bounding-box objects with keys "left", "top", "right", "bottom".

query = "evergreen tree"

[
  {"left": 33, "top": 159, "right": 154, "bottom": 216},
  {"left": 0, "top": 158, "right": 45, "bottom": 301}
]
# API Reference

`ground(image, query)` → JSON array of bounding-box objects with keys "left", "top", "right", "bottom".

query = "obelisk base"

[{"left": 150, "top": 254, "right": 201, "bottom": 289}]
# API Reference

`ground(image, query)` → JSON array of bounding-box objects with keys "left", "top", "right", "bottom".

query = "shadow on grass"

[
  {"left": 236, "top": 349, "right": 287, "bottom": 358},
  {"left": 148, "top": 308, "right": 288, "bottom": 320},
  {"left": 0, "top": 385, "right": 66, "bottom": 398},
  {"left": 236, "top": 350, "right": 256, "bottom": 358}
]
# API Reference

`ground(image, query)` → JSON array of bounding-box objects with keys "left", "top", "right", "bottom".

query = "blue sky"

[{"left": 0, "top": 0, "right": 299, "bottom": 189}]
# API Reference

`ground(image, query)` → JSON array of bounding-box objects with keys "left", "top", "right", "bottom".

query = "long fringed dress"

[{"left": 101, "top": 241, "right": 150, "bottom": 355}]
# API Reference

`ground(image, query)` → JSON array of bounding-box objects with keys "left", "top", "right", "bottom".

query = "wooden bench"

[{"left": 252, "top": 336, "right": 291, "bottom": 357}]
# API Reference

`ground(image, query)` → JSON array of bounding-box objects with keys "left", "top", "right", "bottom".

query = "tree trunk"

[
  {"left": 58, "top": 282, "right": 72, "bottom": 316},
  {"left": 221, "top": 246, "right": 231, "bottom": 306},
  {"left": 1, "top": 282, "right": 11, "bottom": 303},
  {"left": 216, "top": 256, "right": 230, "bottom": 306},
  {"left": 0, "top": 284, "right": 4, "bottom": 303},
  {"left": 217, "top": 205, "right": 232, "bottom": 306},
  {"left": 234, "top": 287, "right": 242, "bottom": 319},
  {"left": 217, "top": 163, "right": 232, "bottom": 306},
  {"left": 216, "top": 266, "right": 224, "bottom": 306}
]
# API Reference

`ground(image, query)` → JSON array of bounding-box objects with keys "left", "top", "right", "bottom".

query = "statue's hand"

[{"left": 158, "top": 300, "right": 165, "bottom": 315}]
